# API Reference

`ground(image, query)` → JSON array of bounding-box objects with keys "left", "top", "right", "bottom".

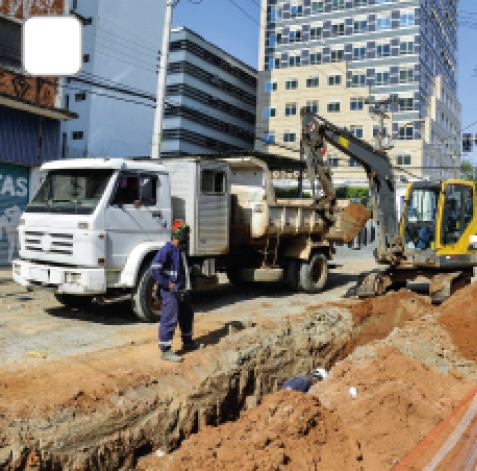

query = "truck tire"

[
  {"left": 131, "top": 266, "right": 162, "bottom": 323},
  {"left": 286, "top": 259, "right": 301, "bottom": 291},
  {"left": 54, "top": 294, "right": 93, "bottom": 309},
  {"left": 299, "top": 253, "right": 328, "bottom": 294}
]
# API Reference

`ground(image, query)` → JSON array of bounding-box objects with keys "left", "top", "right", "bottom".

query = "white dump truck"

[{"left": 13, "top": 155, "right": 369, "bottom": 321}]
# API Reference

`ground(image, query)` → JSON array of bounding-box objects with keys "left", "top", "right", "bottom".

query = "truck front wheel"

[
  {"left": 132, "top": 266, "right": 162, "bottom": 323},
  {"left": 299, "top": 253, "right": 328, "bottom": 294},
  {"left": 54, "top": 294, "right": 93, "bottom": 309}
]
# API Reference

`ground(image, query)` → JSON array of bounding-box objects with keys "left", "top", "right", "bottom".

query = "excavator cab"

[
  {"left": 401, "top": 181, "right": 476, "bottom": 256},
  {"left": 401, "top": 182, "right": 441, "bottom": 252}
]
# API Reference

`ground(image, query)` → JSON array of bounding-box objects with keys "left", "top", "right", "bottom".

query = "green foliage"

[
  {"left": 335, "top": 187, "right": 370, "bottom": 201},
  {"left": 460, "top": 160, "right": 474, "bottom": 181},
  {"left": 274, "top": 187, "right": 313, "bottom": 199}
]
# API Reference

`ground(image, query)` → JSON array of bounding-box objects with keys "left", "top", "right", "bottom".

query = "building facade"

[
  {"left": 60, "top": 0, "right": 166, "bottom": 159},
  {"left": 161, "top": 27, "right": 257, "bottom": 157},
  {"left": 256, "top": 0, "right": 461, "bottom": 212},
  {"left": 0, "top": 3, "right": 77, "bottom": 266}
]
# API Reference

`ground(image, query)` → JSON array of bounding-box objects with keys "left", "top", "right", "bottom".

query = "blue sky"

[{"left": 175, "top": 0, "right": 477, "bottom": 167}]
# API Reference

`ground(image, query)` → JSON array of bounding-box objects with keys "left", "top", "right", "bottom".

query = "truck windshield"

[{"left": 26, "top": 169, "right": 113, "bottom": 215}]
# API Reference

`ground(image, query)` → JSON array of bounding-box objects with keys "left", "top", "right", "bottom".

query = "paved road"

[{"left": 0, "top": 246, "right": 379, "bottom": 368}]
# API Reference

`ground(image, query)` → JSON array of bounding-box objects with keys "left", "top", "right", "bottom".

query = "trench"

[{"left": 3, "top": 298, "right": 422, "bottom": 471}]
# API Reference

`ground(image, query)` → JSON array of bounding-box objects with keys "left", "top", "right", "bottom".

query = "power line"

[{"left": 226, "top": 0, "right": 261, "bottom": 26}]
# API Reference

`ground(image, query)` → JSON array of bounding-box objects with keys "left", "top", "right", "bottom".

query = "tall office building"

[
  {"left": 161, "top": 27, "right": 257, "bottom": 157},
  {"left": 256, "top": 0, "right": 461, "bottom": 211}
]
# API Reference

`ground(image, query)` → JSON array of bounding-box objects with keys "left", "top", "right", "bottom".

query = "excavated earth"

[{"left": 2, "top": 272, "right": 477, "bottom": 470}]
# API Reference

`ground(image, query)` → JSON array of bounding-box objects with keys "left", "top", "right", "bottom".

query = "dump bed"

[{"left": 222, "top": 156, "right": 370, "bottom": 244}]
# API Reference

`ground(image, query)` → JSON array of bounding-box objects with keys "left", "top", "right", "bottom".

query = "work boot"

[
  {"left": 161, "top": 350, "right": 183, "bottom": 363},
  {"left": 182, "top": 340, "right": 203, "bottom": 352}
]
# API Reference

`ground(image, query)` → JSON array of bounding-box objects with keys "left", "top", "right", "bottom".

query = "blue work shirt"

[
  {"left": 151, "top": 242, "right": 186, "bottom": 292},
  {"left": 281, "top": 376, "right": 313, "bottom": 393}
]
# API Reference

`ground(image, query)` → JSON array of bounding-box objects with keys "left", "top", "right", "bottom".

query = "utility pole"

[
  {"left": 151, "top": 0, "right": 177, "bottom": 160},
  {"left": 365, "top": 96, "right": 399, "bottom": 150}
]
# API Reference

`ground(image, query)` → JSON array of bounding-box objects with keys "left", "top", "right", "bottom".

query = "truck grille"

[{"left": 24, "top": 231, "right": 74, "bottom": 255}]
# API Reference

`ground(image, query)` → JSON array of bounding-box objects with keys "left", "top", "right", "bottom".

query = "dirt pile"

[
  {"left": 137, "top": 390, "right": 374, "bottom": 471},
  {"left": 437, "top": 282, "right": 477, "bottom": 362},
  {"left": 310, "top": 346, "right": 474, "bottom": 469}
]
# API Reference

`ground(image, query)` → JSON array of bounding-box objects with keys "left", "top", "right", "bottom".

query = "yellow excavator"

[{"left": 301, "top": 108, "right": 477, "bottom": 303}]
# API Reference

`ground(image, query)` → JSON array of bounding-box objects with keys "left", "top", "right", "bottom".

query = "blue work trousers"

[{"left": 158, "top": 289, "right": 194, "bottom": 351}]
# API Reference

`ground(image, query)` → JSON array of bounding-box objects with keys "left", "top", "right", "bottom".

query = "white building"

[{"left": 61, "top": 0, "right": 166, "bottom": 158}]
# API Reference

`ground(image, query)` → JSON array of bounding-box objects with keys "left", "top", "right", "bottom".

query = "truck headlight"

[
  {"left": 78, "top": 222, "right": 89, "bottom": 230},
  {"left": 13, "top": 264, "right": 21, "bottom": 275},
  {"left": 66, "top": 272, "right": 81, "bottom": 284},
  {"left": 19, "top": 218, "right": 25, "bottom": 225}
]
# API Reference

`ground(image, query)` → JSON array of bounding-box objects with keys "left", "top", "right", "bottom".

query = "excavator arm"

[{"left": 301, "top": 108, "right": 403, "bottom": 264}]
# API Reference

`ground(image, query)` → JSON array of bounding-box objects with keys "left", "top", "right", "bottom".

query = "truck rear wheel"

[
  {"left": 286, "top": 259, "right": 301, "bottom": 291},
  {"left": 132, "top": 266, "right": 162, "bottom": 323},
  {"left": 226, "top": 269, "right": 249, "bottom": 287},
  {"left": 54, "top": 294, "right": 93, "bottom": 309},
  {"left": 299, "top": 253, "right": 328, "bottom": 294}
]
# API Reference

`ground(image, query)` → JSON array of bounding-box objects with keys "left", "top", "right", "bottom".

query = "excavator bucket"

[{"left": 324, "top": 202, "right": 371, "bottom": 244}]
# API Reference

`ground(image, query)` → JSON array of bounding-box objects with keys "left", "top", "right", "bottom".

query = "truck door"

[
  {"left": 105, "top": 172, "right": 169, "bottom": 268},
  {"left": 438, "top": 182, "right": 474, "bottom": 251}
]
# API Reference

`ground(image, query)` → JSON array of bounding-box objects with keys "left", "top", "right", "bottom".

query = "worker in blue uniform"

[
  {"left": 151, "top": 221, "right": 201, "bottom": 362},
  {"left": 281, "top": 368, "right": 326, "bottom": 393}
]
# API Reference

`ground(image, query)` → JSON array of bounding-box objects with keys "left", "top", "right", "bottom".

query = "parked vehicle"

[{"left": 13, "top": 155, "right": 369, "bottom": 322}]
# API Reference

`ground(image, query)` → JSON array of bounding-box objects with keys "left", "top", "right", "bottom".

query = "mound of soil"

[
  {"left": 137, "top": 390, "right": 374, "bottom": 471},
  {"left": 310, "top": 346, "right": 474, "bottom": 469},
  {"left": 438, "top": 282, "right": 477, "bottom": 362}
]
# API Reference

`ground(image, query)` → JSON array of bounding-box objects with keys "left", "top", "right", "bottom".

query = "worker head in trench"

[{"left": 281, "top": 368, "right": 328, "bottom": 393}]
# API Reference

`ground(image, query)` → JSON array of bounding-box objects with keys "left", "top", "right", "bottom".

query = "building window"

[
  {"left": 332, "top": 0, "right": 345, "bottom": 10},
  {"left": 400, "top": 41, "right": 414, "bottom": 55},
  {"left": 289, "top": 54, "right": 301, "bottom": 67},
  {"left": 202, "top": 170, "right": 225, "bottom": 194},
  {"left": 354, "top": 0, "right": 367, "bottom": 6},
  {"left": 352, "top": 73, "right": 366, "bottom": 87},
  {"left": 376, "top": 43, "right": 391, "bottom": 57},
  {"left": 307, "top": 101, "right": 319, "bottom": 114},
  {"left": 400, "top": 69, "right": 414, "bottom": 84},
  {"left": 65, "top": 94, "right": 70, "bottom": 110},
  {"left": 373, "top": 126, "right": 387, "bottom": 138},
  {"left": 264, "top": 107, "right": 276, "bottom": 118},
  {"left": 400, "top": 13, "right": 415, "bottom": 28},
  {"left": 329, "top": 158, "right": 340, "bottom": 167},
  {"left": 72, "top": 131, "right": 84, "bottom": 140},
  {"left": 262, "top": 133, "right": 275, "bottom": 144},
  {"left": 75, "top": 92, "right": 86, "bottom": 102},
  {"left": 265, "top": 81, "right": 278, "bottom": 92},
  {"left": 398, "top": 126, "right": 413, "bottom": 140},
  {"left": 306, "top": 76, "right": 319, "bottom": 88},
  {"left": 396, "top": 154, "right": 411, "bottom": 165},
  {"left": 331, "top": 50, "right": 344, "bottom": 62},
  {"left": 354, "top": 20, "right": 368, "bottom": 34},
  {"left": 285, "top": 103, "right": 297, "bottom": 117},
  {"left": 332, "top": 23, "right": 345, "bottom": 37},
  {"left": 350, "top": 98, "right": 364, "bottom": 111},
  {"left": 327, "top": 102, "right": 341, "bottom": 113},
  {"left": 283, "top": 132, "right": 296, "bottom": 143},
  {"left": 310, "top": 26, "right": 322, "bottom": 39},
  {"left": 349, "top": 158, "right": 362, "bottom": 167},
  {"left": 375, "top": 72, "right": 389, "bottom": 86},
  {"left": 290, "top": 30, "right": 302, "bottom": 43},
  {"left": 328, "top": 74, "right": 341, "bottom": 86},
  {"left": 353, "top": 47, "right": 366, "bottom": 60},
  {"left": 399, "top": 98, "right": 414, "bottom": 111},
  {"left": 310, "top": 52, "right": 322, "bottom": 65},
  {"left": 350, "top": 126, "right": 364, "bottom": 139},
  {"left": 312, "top": 1, "right": 324, "bottom": 13},
  {"left": 83, "top": 54, "right": 90, "bottom": 63},
  {"left": 377, "top": 17, "right": 391, "bottom": 31},
  {"left": 285, "top": 79, "right": 298, "bottom": 90},
  {"left": 271, "top": 7, "right": 282, "bottom": 22}
]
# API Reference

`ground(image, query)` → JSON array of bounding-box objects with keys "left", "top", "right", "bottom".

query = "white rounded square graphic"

[{"left": 23, "top": 16, "right": 82, "bottom": 76}]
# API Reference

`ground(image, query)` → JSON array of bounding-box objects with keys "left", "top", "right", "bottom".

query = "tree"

[{"left": 460, "top": 160, "right": 474, "bottom": 181}]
